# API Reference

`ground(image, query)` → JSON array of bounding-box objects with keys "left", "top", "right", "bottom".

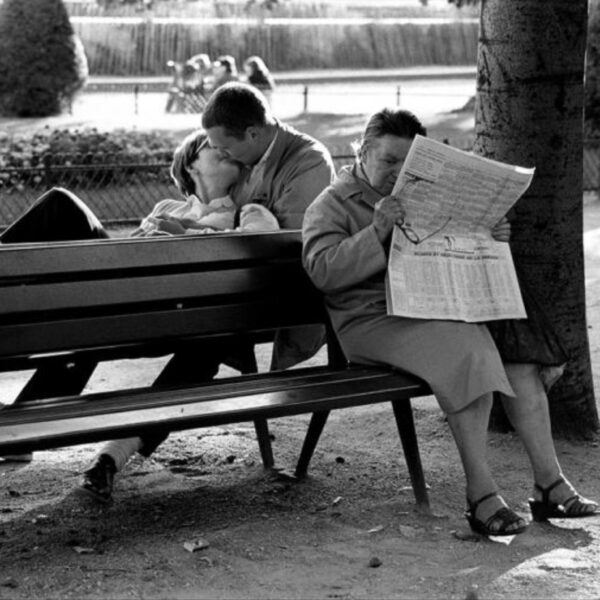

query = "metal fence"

[
  {"left": 1, "top": 144, "right": 599, "bottom": 230},
  {"left": 0, "top": 153, "right": 175, "bottom": 227},
  {"left": 0, "top": 150, "right": 355, "bottom": 229}
]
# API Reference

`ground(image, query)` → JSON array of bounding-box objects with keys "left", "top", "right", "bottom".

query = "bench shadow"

[{"left": 1, "top": 465, "right": 594, "bottom": 549}]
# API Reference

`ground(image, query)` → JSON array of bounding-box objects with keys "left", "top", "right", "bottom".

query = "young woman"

[
  {"left": 0, "top": 130, "right": 278, "bottom": 243},
  {"left": 1, "top": 130, "right": 279, "bottom": 475}
]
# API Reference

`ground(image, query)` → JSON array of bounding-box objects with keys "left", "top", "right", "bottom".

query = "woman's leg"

[
  {"left": 446, "top": 392, "right": 496, "bottom": 502},
  {"left": 1, "top": 190, "right": 107, "bottom": 462},
  {"left": 501, "top": 364, "right": 560, "bottom": 484},
  {"left": 77, "top": 338, "right": 258, "bottom": 503},
  {"left": 446, "top": 392, "right": 526, "bottom": 533},
  {"left": 77, "top": 438, "right": 143, "bottom": 504},
  {"left": 0, "top": 187, "right": 109, "bottom": 243},
  {"left": 501, "top": 363, "right": 597, "bottom": 512}
]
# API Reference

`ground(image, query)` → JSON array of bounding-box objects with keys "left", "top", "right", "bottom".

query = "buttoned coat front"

[{"left": 233, "top": 121, "right": 335, "bottom": 370}]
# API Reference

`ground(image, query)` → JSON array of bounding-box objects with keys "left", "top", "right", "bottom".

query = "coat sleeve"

[
  {"left": 272, "top": 156, "right": 334, "bottom": 229},
  {"left": 302, "top": 191, "right": 388, "bottom": 294}
]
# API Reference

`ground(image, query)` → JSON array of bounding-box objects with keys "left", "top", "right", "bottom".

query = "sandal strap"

[
  {"left": 561, "top": 494, "right": 594, "bottom": 514},
  {"left": 562, "top": 494, "right": 579, "bottom": 508},
  {"left": 484, "top": 506, "right": 524, "bottom": 534},
  {"left": 534, "top": 477, "right": 565, "bottom": 503},
  {"left": 468, "top": 491, "right": 499, "bottom": 513}
]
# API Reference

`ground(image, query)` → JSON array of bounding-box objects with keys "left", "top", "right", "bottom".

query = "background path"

[{"left": 0, "top": 69, "right": 476, "bottom": 137}]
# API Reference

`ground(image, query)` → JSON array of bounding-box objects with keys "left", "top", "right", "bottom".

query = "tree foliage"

[{"left": 0, "top": 0, "right": 88, "bottom": 117}]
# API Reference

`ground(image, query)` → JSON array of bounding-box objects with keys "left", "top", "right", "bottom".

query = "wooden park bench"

[{"left": 0, "top": 231, "right": 432, "bottom": 508}]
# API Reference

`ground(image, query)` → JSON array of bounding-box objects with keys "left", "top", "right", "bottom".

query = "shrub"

[
  {"left": 0, "top": 127, "right": 178, "bottom": 166},
  {"left": 0, "top": 127, "right": 181, "bottom": 192},
  {"left": 0, "top": 0, "right": 89, "bottom": 117}
]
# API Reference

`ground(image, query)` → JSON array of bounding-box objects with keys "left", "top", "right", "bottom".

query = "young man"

[
  {"left": 202, "top": 81, "right": 335, "bottom": 230},
  {"left": 78, "top": 84, "right": 335, "bottom": 503}
]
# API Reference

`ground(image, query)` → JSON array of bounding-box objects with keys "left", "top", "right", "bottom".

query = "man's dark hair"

[
  {"left": 358, "top": 108, "right": 427, "bottom": 157},
  {"left": 201, "top": 82, "right": 272, "bottom": 139}
]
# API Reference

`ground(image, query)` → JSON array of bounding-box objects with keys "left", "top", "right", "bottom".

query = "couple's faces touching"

[
  {"left": 186, "top": 124, "right": 267, "bottom": 197},
  {"left": 205, "top": 125, "right": 263, "bottom": 167},
  {"left": 361, "top": 134, "right": 413, "bottom": 197},
  {"left": 187, "top": 144, "right": 241, "bottom": 192}
]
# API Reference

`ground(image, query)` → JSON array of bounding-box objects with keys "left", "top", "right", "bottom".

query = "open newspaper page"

[{"left": 386, "top": 135, "right": 534, "bottom": 322}]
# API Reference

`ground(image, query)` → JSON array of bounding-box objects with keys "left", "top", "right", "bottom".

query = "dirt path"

[{"left": 1, "top": 375, "right": 600, "bottom": 599}]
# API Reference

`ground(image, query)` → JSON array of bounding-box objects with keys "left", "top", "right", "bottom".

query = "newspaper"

[{"left": 386, "top": 135, "right": 534, "bottom": 322}]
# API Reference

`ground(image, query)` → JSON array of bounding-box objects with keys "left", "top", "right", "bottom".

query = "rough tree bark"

[{"left": 474, "top": 0, "right": 598, "bottom": 437}]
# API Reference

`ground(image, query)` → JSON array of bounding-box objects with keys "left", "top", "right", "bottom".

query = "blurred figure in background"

[
  {"left": 165, "top": 53, "right": 212, "bottom": 113},
  {"left": 212, "top": 55, "right": 239, "bottom": 90},
  {"left": 243, "top": 55, "right": 275, "bottom": 105},
  {"left": 188, "top": 53, "right": 214, "bottom": 95}
]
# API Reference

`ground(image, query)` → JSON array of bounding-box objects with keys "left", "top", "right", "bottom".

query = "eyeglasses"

[{"left": 397, "top": 216, "right": 452, "bottom": 245}]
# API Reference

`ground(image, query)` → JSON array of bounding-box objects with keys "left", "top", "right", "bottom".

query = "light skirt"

[{"left": 338, "top": 314, "right": 515, "bottom": 414}]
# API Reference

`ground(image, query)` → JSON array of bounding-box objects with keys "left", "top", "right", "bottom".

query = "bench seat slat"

[
  {"left": 0, "top": 368, "right": 430, "bottom": 453},
  {"left": 1, "top": 367, "right": 427, "bottom": 418}
]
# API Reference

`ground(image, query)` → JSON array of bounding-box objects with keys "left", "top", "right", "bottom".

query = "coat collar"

[{"left": 334, "top": 164, "right": 383, "bottom": 208}]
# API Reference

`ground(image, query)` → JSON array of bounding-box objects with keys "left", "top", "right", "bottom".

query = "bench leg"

[
  {"left": 14, "top": 359, "right": 97, "bottom": 404},
  {"left": 254, "top": 418, "right": 274, "bottom": 470},
  {"left": 391, "top": 398, "right": 430, "bottom": 511},
  {"left": 294, "top": 410, "right": 330, "bottom": 478}
]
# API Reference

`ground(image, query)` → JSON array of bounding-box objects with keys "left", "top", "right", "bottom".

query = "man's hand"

[
  {"left": 373, "top": 196, "right": 405, "bottom": 243},
  {"left": 491, "top": 217, "right": 511, "bottom": 242}
]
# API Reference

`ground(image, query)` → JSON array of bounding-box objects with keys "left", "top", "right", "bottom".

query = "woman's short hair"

[
  {"left": 201, "top": 82, "right": 273, "bottom": 139},
  {"left": 170, "top": 130, "right": 208, "bottom": 197},
  {"left": 355, "top": 108, "right": 427, "bottom": 159},
  {"left": 243, "top": 55, "right": 275, "bottom": 90},
  {"left": 188, "top": 53, "right": 212, "bottom": 74},
  {"left": 214, "top": 55, "right": 237, "bottom": 76}
]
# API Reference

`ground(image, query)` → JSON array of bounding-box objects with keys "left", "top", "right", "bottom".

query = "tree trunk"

[{"left": 474, "top": 0, "right": 598, "bottom": 438}]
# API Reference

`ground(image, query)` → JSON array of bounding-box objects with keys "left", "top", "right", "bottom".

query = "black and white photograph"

[{"left": 1, "top": 0, "right": 599, "bottom": 598}]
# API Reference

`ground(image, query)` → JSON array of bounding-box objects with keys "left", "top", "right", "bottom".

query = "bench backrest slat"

[
  {"left": 1, "top": 299, "right": 325, "bottom": 359},
  {"left": 0, "top": 231, "right": 301, "bottom": 276},
  {"left": 0, "top": 265, "right": 306, "bottom": 314},
  {"left": 0, "top": 231, "right": 326, "bottom": 363}
]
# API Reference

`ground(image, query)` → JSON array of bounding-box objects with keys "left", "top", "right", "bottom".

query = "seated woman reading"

[{"left": 302, "top": 108, "right": 598, "bottom": 536}]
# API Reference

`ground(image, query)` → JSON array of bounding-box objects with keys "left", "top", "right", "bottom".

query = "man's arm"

[
  {"left": 272, "top": 153, "right": 335, "bottom": 229},
  {"left": 302, "top": 191, "right": 388, "bottom": 294}
]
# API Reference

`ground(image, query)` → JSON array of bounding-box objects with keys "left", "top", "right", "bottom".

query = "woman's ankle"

[{"left": 531, "top": 474, "right": 572, "bottom": 502}]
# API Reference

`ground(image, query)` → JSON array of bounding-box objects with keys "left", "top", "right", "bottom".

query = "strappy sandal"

[
  {"left": 528, "top": 478, "right": 599, "bottom": 522},
  {"left": 465, "top": 491, "right": 528, "bottom": 537}
]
